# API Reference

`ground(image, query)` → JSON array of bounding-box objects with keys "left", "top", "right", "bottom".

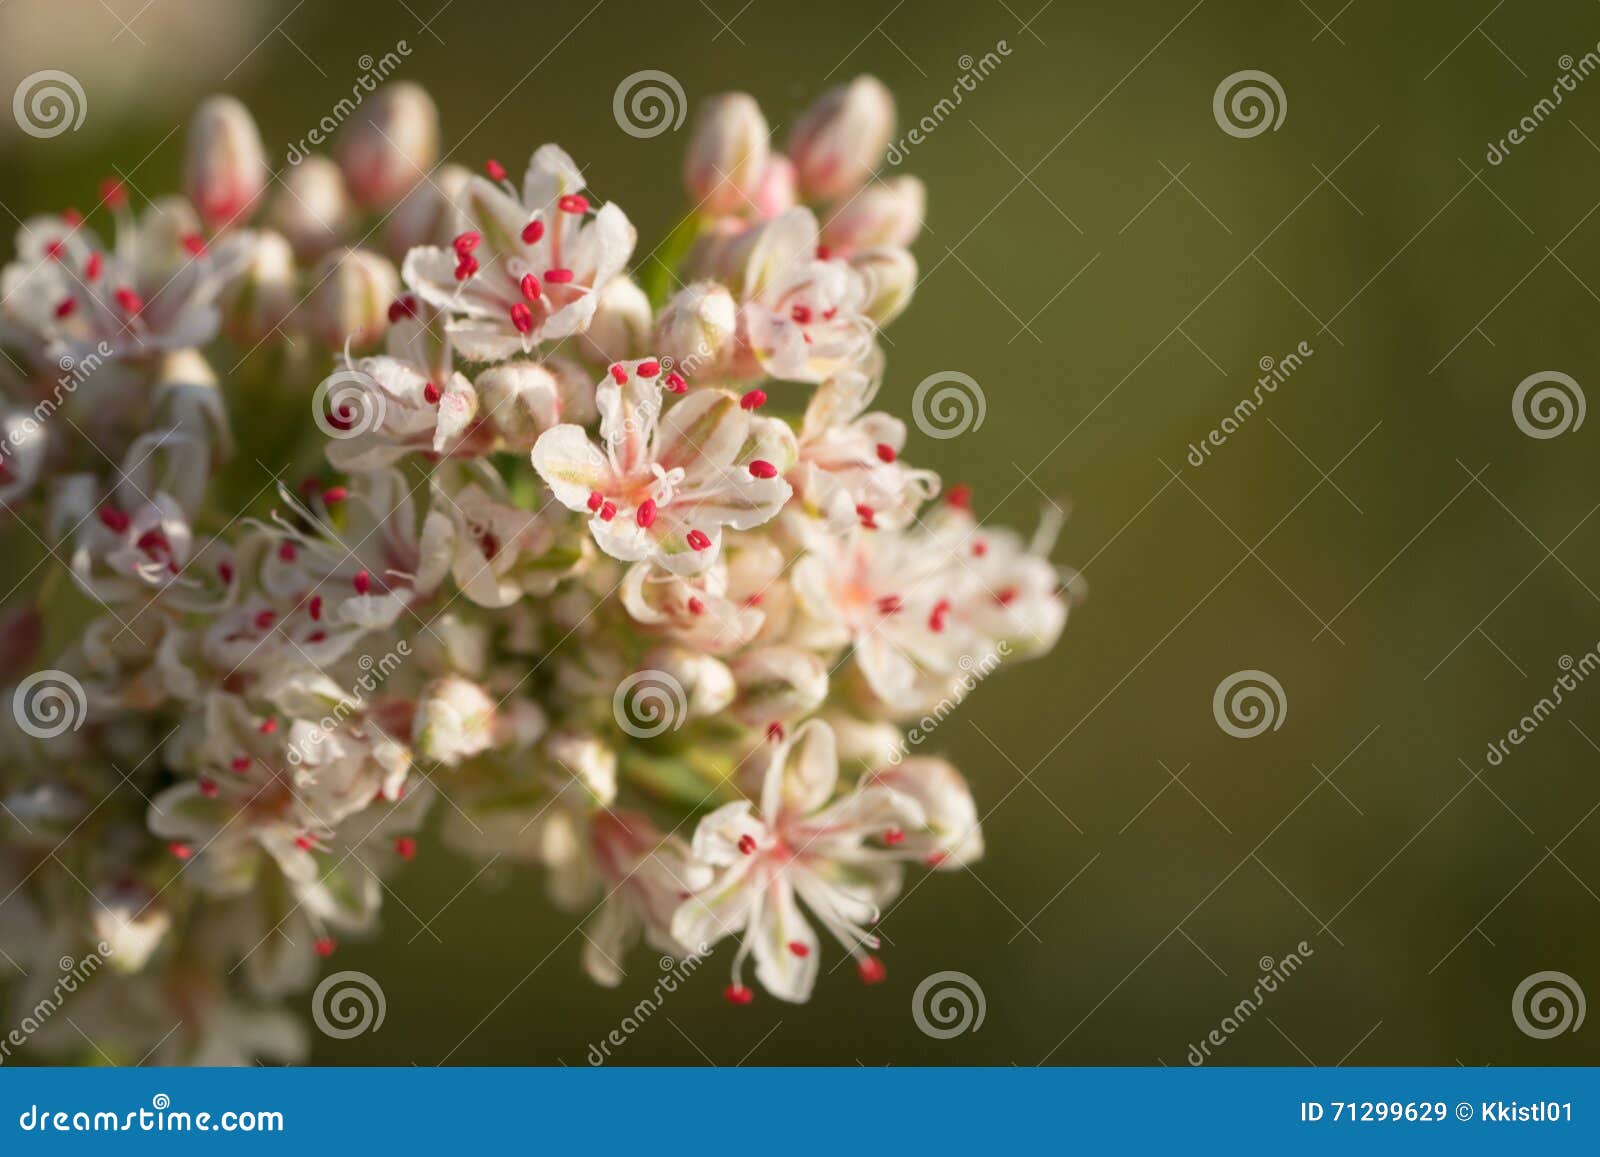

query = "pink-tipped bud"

[
  {"left": 222, "top": 229, "right": 296, "bottom": 343},
  {"left": 788, "top": 75, "right": 895, "bottom": 201},
  {"left": 307, "top": 247, "right": 399, "bottom": 348},
  {"left": 337, "top": 81, "right": 440, "bottom": 209},
  {"left": 684, "top": 93, "right": 771, "bottom": 216},
  {"left": 183, "top": 95, "right": 268, "bottom": 231},
  {"left": 386, "top": 162, "right": 472, "bottom": 258},
  {"left": 267, "top": 155, "right": 355, "bottom": 259},
  {"left": 821, "top": 175, "right": 925, "bottom": 255}
]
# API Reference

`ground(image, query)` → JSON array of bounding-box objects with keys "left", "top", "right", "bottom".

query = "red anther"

[
  {"left": 45, "top": 239, "right": 64, "bottom": 260},
  {"left": 485, "top": 158, "right": 507, "bottom": 181},
  {"left": 181, "top": 233, "right": 207, "bottom": 256},
  {"left": 543, "top": 267, "right": 574, "bottom": 284},
  {"left": 972, "top": 540, "right": 988, "bottom": 557},
  {"left": 454, "top": 254, "right": 479, "bottom": 280},
  {"left": 788, "top": 941, "right": 811, "bottom": 958},
  {"left": 637, "top": 359, "right": 660, "bottom": 378},
  {"left": 100, "top": 178, "right": 127, "bottom": 208},
  {"left": 258, "top": 717, "right": 278, "bottom": 734},
  {"left": 308, "top": 595, "right": 323, "bottom": 621},
  {"left": 875, "top": 442, "right": 897, "bottom": 463},
  {"left": 740, "top": 389, "right": 767, "bottom": 410},
  {"left": 765, "top": 722, "right": 785, "bottom": 743},
  {"left": 815, "top": 244, "right": 832, "bottom": 260},
  {"left": 876, "top": 594, "right": 902, "bottom": 615},
  {"left": 687, "top": 597, "right": 705, "bottom": 615},
  {"left": 883, "top": 828, "right": 905, "bottom": 845},
  {"left": 321, "top": 486, "right": 348, "bottom": 505},
  {"left": 856, "top": 504, "right": 878, "bottom": 530},
  {"left": 521, "top": 218, "right": 545, "bottom": 244},
  {"left": 61, "top": 208, "right": 83, "bottom": 226},
  {"left": 609, "top": 364, "right": 628, "bottom": 385},
  {"left": 198, "top": 778, "right": 219, "bottom": 798},
  {"left": 664, "top": 371, "right": 687, "bottom": 393},
  {"left": 278, "top": 541, "right": 297, "bottom": 562},
  {"left": 723, "top": 984, "right": 754, "bottom": 1005},
  {"left": 254, "top": 610, "right": 276, "bottom": 630},
  {"left": 635, "top": 499, "right": 657, "bottom": 529},
  {"left": 231, "top": 756, "right": 251, "bottom": 773},
  {"left": 53, "top": 297, "right": 77, "bottom": 319},
  {"left": 217, "top": 561, "right": 235, "bottom": 584},
  {"left": 314, "top": 937, "right": 337, "bottom": 957},
  {"left": 586, "top": 490, "right": 604, "bottom": 512},
  {"left": 857, "top": 956, "right": 887, "bottom": 984},
  {"left": 452, "top": 230, "right": 481, "bottom": 255},
  {"left": 790, "top": 304, "right": 813, "bottom": 324},
  {"left": 84, "top": 252, "right": 102, "bottom": 280},
  {"left": 307, "top": 630, "right": 327, "bottom": 643},
  {"left": 945, "top": 484, "right": 972, "bottom": 511},
  {"left": 352, "top": 569, "right": 372, "bottom": 595},
  {"left": 557, "top": 193, "right": 590, "bottom": 214},
  {"left": 509, "top": 302, "right": 533, "bottom": 334},
  {"left": 423, "top": 381, "right": 442, "bottom": 404},
  {"left": 995, "top": 587, "right": 1018, "bottom": 607},
  {"left": 748, "top": 459, "right": 778, "bottom": 479},
  {"left": 686, "top": 528, "right": 711, "bottom": 551},
  {"left": 294, "top": 833, "right": 315, "bottom": 851},
  {"left": 599, "top": 500, "right": 617, "bottom": 521},
  {"left": 169, "top": 841, "right": 192, "bottom": 860},
  {"left": 737, "top": 834, "right": 758, "bottom": 855},
  {"left": 394, "top": 836, "right": 417, "bottom": 861},
  {"left": 927, "top": 598, "right": 952, "bottom": 633},
  {"left": 114, "top": 286, "right": 144, "bottom": 315},
  {"left": 519, "top": 273, "right": 541, "bottom": 301}
]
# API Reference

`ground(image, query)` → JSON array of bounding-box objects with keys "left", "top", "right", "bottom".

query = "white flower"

[
  {"left": 532, "top": 359, "right": 794, "bottom": 575},
  {"left": 672, "top": 720, "right": 923, "bottom": 1002},
  {"left": 583, "top": 809, "right": 712, "bottom": 986},
  {"left": 402, "top": 145, "right": 636, "bottom": 360}
]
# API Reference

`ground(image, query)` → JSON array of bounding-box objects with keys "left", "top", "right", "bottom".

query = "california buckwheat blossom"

[{"left": 0, "top": 76, "right": 1076, "bottom": 1062}]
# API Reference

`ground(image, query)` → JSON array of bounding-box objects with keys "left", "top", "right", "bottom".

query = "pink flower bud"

[
  {"left": 788, "top": 76, "right": 895, "bottom": 201},
  {"left": 385, "top": 162, "right": 471, "bottom": 258},
  {"left": 821, "top": 174, "right": 924, "bottom": 254},
  {"left": 306, "top": 247, "right": 399, "bottom": 348},
  {"left": 183, "top": 95, "right": 268, "bottom": 231},
  {"left": 684, "top": 93, "right": 771, "bottom": 216},
  {"left": 751, "top": 155, "right": 798, "bottom": 219},
  {"left": 267, "top": 156, "right": 355, "bottom": 259},
  {"left": 222, "top": 229, "right": 296, "bottom": 343},
  {"left": 337, "top": 81, "right": 440, "bottom": 209}
]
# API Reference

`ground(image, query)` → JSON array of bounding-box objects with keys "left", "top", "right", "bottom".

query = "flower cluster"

[{"left": 0, "top": 77, "right": 1074, "bottom": 1062}]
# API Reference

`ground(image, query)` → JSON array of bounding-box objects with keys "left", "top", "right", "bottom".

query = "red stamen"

[
  {"left": 637, "top": 359, "right": 660, "bottom": 378},
  {"left": 586, "top": 491, "right": 604, "bottom": 512},
  {"left": 687, "top": 596, "right": 705, "bottom": 615},
  {"left": 883, "top": 828, "right": 905, "bottom": 845},
  {"left": 278, "top": 541, "right": 297, "bottom": 562},
  {"left": 452, "top": 230, "right": 481, "bottom": 255},
  {"left": 857, "top": 956, "right": 887, "bottom": 985},
  {"left": 258, "top": 717, "right": 278, "bottom": 734},
  {"left": 314, "top": 937, "right": 337, "bottom": 957},
  {"left": 253, "top": 610, "right": 276, "bottom": 630},
  {"left": 53, "top": 297, "right": 76, "bottom": 318},
  {"left": 875, "top": 442, "right": 897, "bottom": 463},
  {"left": 394, "top": 836, "right": 417, "bottom": 861},
  {"left": 599, "top": 500, "right": 617, "bottom": 521},
  {"left": 766, "top": 722, "right": 785, "bottom": 743},
  {"left": 352, "top": 569, "right": 372, "bottom": 595},
  {"left": 543, "top": 267, "right": 574, "bottom": 284},
  {"left": 748, "top": 459, "right": 778, "bottom": 479},
  {"left": 198, "top": 778, "right": 219, "bottom": 798},
  {"left": 723, "top": 984, "right": 754, "bottom": 1005},
  {"left": 788, "top": 941, "right": 811, "bottom": 957},
  {"left": 945, "top": 484, "right": 972, "bottom": 511},
  {"left": 737, "top": 834, "right": 757, "bottom": 855},
  {"left": 510, "top": 302, "right": 533, "bottom": 334},
  {"left": 321, "top": 486, "right": 348, "bottom": 505},
  {"left": 114, "top": 286, "right": 144, "bottom": 315},
  {"left": 485, "top": 158, "right": 507, "bottom": 181},
  {"left": 635, "top": 499, "right": 657, "bottom": 529},
  {"left": 308, "top": 595, "right": 323, "bottom": 621},
  {"left": 740, "top": 389, "right": 767, "bottom": 410},
  {"left": 519, "top": 273, "right": 541, "bottom": 301},
  {"left": 83, "top": 252, "right": 102, "bottom": 280},
  {"left": 609, "top": 364, "right": 628, "bottom": 385},
  {"left": 664, "top": 371, "right": 687, "bottom": 393},
  {"left": 521, "top": 218, "right": 545, "bottom": 244},
  {"left": 169, "top": 841, "right": 192, "bottom": 860},
  {"left": 423, "top": 381, "right": 442, "bottom": 405},
  {"left": 686, "top": 528, "right": 711, "bottom": 551},
  {"left": 557, "top": 193, "right": 590, "bottom": 214},
  {"left": 181, "top": 233, "right": 206, "bottom": 256}
]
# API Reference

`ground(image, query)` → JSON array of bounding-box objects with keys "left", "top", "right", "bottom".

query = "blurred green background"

[{"left": 4, "top": 0, "right": 1600, "bottom": 1065}]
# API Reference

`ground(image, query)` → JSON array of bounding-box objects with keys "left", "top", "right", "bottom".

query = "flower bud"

[
  {"left": 752, "top": 155, "right": 798, "bottom": 219},
  {"left": 821, "top": 174, "right": 924, "bottom": 254},
  {"left": 386, "top": 162, "right": 471, "bottom": 258},
  {"left": 851, "top": 246, "right": 917, "bottom": 325},
  {"left": 653, "top": 280, "right": 737, "bottom": 376},
  {"left": 412, "top": 674, "right": 496, "bottom": 766},
  {"left": 544, "top": 730, "right": 618, "bottom": 805},
  {"left": 474, "top": 358, "right": 593, "bottom": 448},
  {"left": 788, "top": 76, "right": 895, "bottom": 201},
  {"left": 684, "top": 93, "right": 770, "bottom": 216},
  {"left": 306, "top": 247, "right": 399, "bottom": 348},
  {"left": 267, "top": 155, "right": 355, "bottom": 259},
  {"left": 92, "top": 883, "right": 172, "bottom": 972},
  {"left": 640, "top": 645, "right": 737, "bottom": 718},
  {"left": 578, "top": 276, "right": 653, "bottom": 363},
  {"left": 867, "top": 757, "right": 984, "bottom": 868},
  {"left": 183, "top": 95, "right": 268, "bottom": 231},
  {"left": 222, "top": 229, "right": 296, "bottom": 343},
  {"left": 729, "top": 645, "right": 828, "bottom": 726},
  {"left": 338, "top": 81, "right": 440, "bottom": 209}
]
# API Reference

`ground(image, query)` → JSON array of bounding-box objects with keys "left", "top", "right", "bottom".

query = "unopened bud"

[
  {"left": 222, "top": 229, "right": 296, "bottom": 343},
  {"left": 851, "top": 246, "right": 917, "bottom": 325},
  {"left": 684, "top": 93, "right": 770, "bottom": 216},
  {"left": 338, "top": 81, "right": 440, "bottom": 209},
  {"left": 475, "top": 358, "right": 593, "bottom": 448},
  {"left": 183, "top": 95, "right": 267, "bottom": 231},
  {"left": 386, "top": 162, "right": 471, "bottom": 258},
  {"left": 267, "top": 155, "right": 355, "bottom": 259},
  {"left": 578, "top": 276, "right": 653, "bottom": 363},
  {"left": 752, "top": 155, "right": 798, "bottom": 219},
  {"left": 653, "top": 281, "right": 737, "bottom": 376},
  {"left": 306, "top": 247, "right": 399, "bottom": 348},
  {"left": 821, "top": 175, "right": 924, "bottom": 254},
  {"left": 412, "top": 674, "right": 496, "bottom": 767},
  {"left": 788, "top": 76, "right": 895, "bottom": 201}
]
